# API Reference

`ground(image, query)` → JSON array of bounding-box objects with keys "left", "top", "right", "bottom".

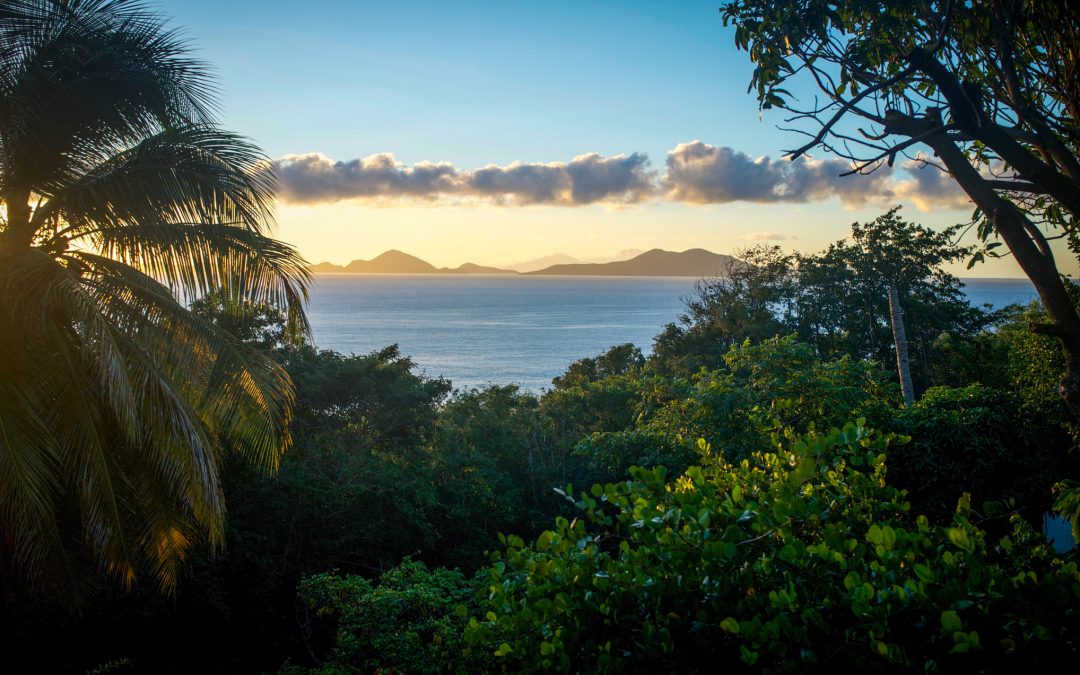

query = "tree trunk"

[
  {"left": 888, "top": 284, "right": 915, "bottom": 406},
  {"left": 894, "top": 50, "right": 1080, "bottom": 420},
  {"left": 924, "top": 133, "right": 1080, "bottom": 419}
]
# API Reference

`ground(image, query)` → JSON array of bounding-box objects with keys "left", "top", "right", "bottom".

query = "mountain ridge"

[
  {"left": 524, "top": 248, "right": 740, "bottom": 277},
  {"left": 310, "top": 248, "right": 739, "bottom": 277},
  {"left": 311, "top": 250, "right": 517, "bottom": 275}
]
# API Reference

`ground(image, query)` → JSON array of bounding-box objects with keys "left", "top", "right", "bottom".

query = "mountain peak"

[
  {"left": 311, "top": 251, "right": 516, "bottom": 275},
  {"left": 524, "top": 248, "right": 739, "bottom": 277}
]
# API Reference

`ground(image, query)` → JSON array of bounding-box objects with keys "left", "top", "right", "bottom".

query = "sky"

[{"left": 160, "top": 0, "right": 1056, "bottom": 277}]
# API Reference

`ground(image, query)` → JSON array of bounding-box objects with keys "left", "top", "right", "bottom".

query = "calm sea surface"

[{"left": 307, "top": 275, "right": 1038, "bottom": 392}]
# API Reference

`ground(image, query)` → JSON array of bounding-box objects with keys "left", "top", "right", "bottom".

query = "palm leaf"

[{"left": 0, "top": 0, "right": 310, "bottom": 598}]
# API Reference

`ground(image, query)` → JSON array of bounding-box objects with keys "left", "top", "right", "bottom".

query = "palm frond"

[
  {"left": 0, "top": 0, "right": 310, "bottom": 599},
  {"left": 38, "top": 126, "right": 276, "bottom": 233},
  {"left": 0, "top": 0, "right": 217, "bottom": 194}
]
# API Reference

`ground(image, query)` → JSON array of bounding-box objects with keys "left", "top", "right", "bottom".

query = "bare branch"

[{"left": 786, "top": 64, "right": 916, "bottom": 160}]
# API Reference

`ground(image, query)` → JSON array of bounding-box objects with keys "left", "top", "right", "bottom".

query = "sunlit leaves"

[{"left": 467, "top": 422, "right": 1080, "bottom": 672}]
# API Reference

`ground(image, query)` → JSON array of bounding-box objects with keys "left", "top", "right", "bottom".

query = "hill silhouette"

[
  {"left": 311, "top": 248, "right": 740, "bottom": 276},
  {"left": 505, "top": 253, "right": 582, "bottom": 273},
  {"left": 311, "top": 250, "right": 516, "bottom": 274},
  {"left": 525, "top": 248, "right": 740, "bottom": 277}
]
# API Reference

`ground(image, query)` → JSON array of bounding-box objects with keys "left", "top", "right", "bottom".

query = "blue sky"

[
  {"left": 159, "top": 0, "right": 1045, "bottom": 276},
  {"left": 167, "top": 1, "right": 764, "bottom": 161}
]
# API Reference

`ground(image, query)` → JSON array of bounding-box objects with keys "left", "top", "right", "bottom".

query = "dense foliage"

[
  {"left": 7, "top": 214, "right": 1080, "bottom": 673},
  {"left": 285, "top": 561, "right": 481, "bottom": 675},
  {"left": 652, "top": 210, "right": 989, "bottom": 391},
  {"left": 719, "top": 0, "right": 1080, "bottom": 419},
  {"left": 469, "top": 425, "right": 1080, "bottom": 673},
  {"left": 5, "top": 1, "right": 1078, "bottom": 672}
]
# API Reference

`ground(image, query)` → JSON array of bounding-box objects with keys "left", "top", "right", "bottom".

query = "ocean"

[{"left": 306, "top": 275, "right": 1039, "bottom": 392}]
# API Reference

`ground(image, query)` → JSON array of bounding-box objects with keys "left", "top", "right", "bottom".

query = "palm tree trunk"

[{"left": 888, "top": 284, "right": 915, "bottom": 405}]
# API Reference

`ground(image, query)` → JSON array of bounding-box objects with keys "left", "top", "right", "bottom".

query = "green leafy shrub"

[
  {"left": 468, "top": 423, "right": 1080, "bottom": 673},
  {"left": 575, "top": 337, "right": 896, "bottom": 478},
  {"left": 287, "top": 560, "right": 488, "bottom": 674},
  {"left": 889, "top": 384, "right": 1075, "bottom": 522}
]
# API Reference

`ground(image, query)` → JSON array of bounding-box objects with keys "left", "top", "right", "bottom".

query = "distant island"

[
  {"left": 504, "top": 253, "right": 583, "bottom": 273},
  {"left": 525, "top": 248, "right": 740, "bottom": 276},
  {"left": 310, "top": 250, "right": 517, "bottom": 275},
  {"left": 311, "top": 248, "right": 739, "bottom": 277}
]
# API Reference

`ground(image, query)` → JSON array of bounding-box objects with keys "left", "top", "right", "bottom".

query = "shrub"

[
  {"left": 467, "top": 423, "right": 1080, "bottom": 673},
  {"left": 889, "top": 384, "right": 1075, "bottom": 522},
  {"left": 287, "top": 560, "right": 488, "bottom": 674}
]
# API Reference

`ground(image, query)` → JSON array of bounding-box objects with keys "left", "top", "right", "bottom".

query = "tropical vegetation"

[
  {"left": 3, "top": 1, "right": 1080, "bottom": 674},
  {"left": 719, "top": 0, "right": 1080, "bottom": 418},
  {"left": 7, "top": 208, "right": 1078, "bottom": 672},
  {"left": 0, "top": 0, "right": 308, "bottom": 598}
]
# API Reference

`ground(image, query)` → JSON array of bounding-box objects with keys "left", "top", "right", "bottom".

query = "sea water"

[{"left": 307, "top": 275, "right": 1038, "bottom": 392}]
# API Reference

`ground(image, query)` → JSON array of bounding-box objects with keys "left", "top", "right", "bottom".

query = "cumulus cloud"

[
  {"left": 277, "top": 151, "right": 655, "bottom": 206},
  {"left": 892, "top": 160, "right": 973, "bottom": 211},
  {"left": 277, "top": 153, "right": 460, "bottom": 204},
  {"left": 276, "top": 143, "right": 973, "bottom": 212},
  {"left": 662, "top": 141, "right": 894, "bottom": 208}
]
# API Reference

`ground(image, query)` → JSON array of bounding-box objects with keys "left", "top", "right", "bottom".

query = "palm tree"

[{"left": 0, "top": 0, "right": 310, "bottom": 596}]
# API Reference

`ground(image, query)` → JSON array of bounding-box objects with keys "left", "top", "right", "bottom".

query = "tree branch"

[{"left": 786, "top": 66, "right": 916, "bottom": 160}]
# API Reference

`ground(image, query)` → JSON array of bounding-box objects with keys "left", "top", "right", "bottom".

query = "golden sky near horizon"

[
  {"left": 161, "top": 1, "right": 1072, "bottom": 281},
  {"left": 274, "top": 199, "right": 1073, "bottom": 278}
]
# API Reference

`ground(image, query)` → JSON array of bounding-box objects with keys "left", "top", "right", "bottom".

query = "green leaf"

[
  {"left": 914, "top": 564, "right": 934, "bottom": 582},
  {"left": 947, "top": 528, "right": 974, "bottom": 552},
  {"left": 720, "top": 617, "right": 741, "bottom": 634},
  {"left": 941, "top": 610, "right": 962, "bottom": 632},
  {"left": 537, "top": 530, "right": 554, "bottom": 552}
]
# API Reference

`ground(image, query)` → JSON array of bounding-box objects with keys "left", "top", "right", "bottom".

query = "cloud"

[
  {"left": 277, "top": 153, "right": 460, "bottom": 204},
  {"left": 275, "top": 143, "right": 973, "bottom": 212},
  {"left": 277, "top": 151, "right": 655, "bottom": 206},
  {"left": 742, "top": 232, "right": 789, "bottom": 241},
  {"left": 892, "top": 160, "right": 973, "bottom": 211},
  {"left": 662, "top": 141, "right": 894, "bottom": 208},
  {"left": 565, "top": 153, "right": 654, "bottom": 204}
]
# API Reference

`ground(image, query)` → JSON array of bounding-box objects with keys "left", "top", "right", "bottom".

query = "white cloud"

[
  {"left": 892, "top": 160, "right": 973, "bottom": 211},
  {"left": 277, "top": 151, "right": 655, "bottom": 206},
  {"left": 662, "top": 140, "right": 894, "bottom": 208},
  {"left": 276, "top": 143, "right": 974, "bottom": 212}
]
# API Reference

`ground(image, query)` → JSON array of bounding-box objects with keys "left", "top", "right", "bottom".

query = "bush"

[
  {"left": 574, "top": 336, "right": 896, "bottom": 478},
  {"left": 467, "top": 423, "right": 1080, "bottom": 673},
  {"left": 287, "top": 560, "right": 489, "bottom": 674},
  {"left": 888, "top": 384, "right": 1075, "bottom": 522}
]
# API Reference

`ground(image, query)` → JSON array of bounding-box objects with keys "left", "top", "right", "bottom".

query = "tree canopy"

[
  {"left": 720, "top": 0, "right": 1080, "bottom": 414},
  {"left": 654, "top": 209, "right": 989, "bottom": 392}
]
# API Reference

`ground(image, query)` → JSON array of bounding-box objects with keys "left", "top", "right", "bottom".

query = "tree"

[
  {"left": 795, "top": 209, "right": 985, "bottom": 391},
  {"left": 721, "top": 0, "right": 1080, "bottom": 415},
  {"left": 0, "top": 0, "right": 309, "bottom": 596},
  {"left": 650, "top": 246, "right": 798, "bottom": 375},
  {"left": 552, "top": 343, "right": 645, "bottom": 390},
  {"left": 653, "top": 212, "right": 987, "bottom": 392},
  {"left": 190, "top": 289, "right": 305, "bottom": 354}
]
